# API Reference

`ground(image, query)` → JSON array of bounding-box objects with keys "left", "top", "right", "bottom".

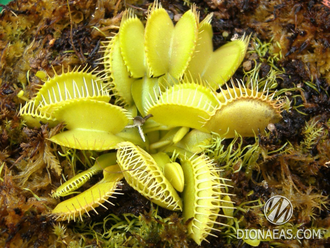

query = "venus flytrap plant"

[
  {"left": 131, "top": 77, "right": 160, "bottom": 116},
  {"left": 119, "top": 9, "right": 146, "bottom": 78},
  {"left": 180, "top": 153, "right": 233, "bottom": 245},
  {"left": 173, "top": 126, "right": 191, "bottom": 144},
  {"left": 35, "top": 66, "right": 110, "bottom": 114},
  {"left": 145, "top": 77, "right": 219, "bottom": 131},
  {"left": 145, "top": 2, "right": 198, "bottom": 78},
  {"left": 146, "top": 76, "right": 285, "bottom": 139},
  {"left": 51, "top": 152, "right": 117, "bottom": 198},
  {"left": 18, "top": 1, "right": 290, "bottom": 245},
  {"left": 103, "top": 33, "right": 135, "bottom": 106},
  {"left": 49, "top": 98, "right": 131, "bottom": 150},
  {"left": 175, "top": 129, "right": 213, "bottom": 154},
  {"left": 19, "top": 99, "right": 59, "bottom": 127},
  {"left": 20, "top": 66, "right": 110, "bottom": 128},
  {"left": 148, "top": 126, "right": 189, "bottom": 151},
  {"left": 151, "top": 152, "right": 185, "bottom": 192},
  {"left": 163, "top": 162, "right": 185, "bottom": 193},
  {"left": 203, "top": 79, "right": 285, "bottom": 138},
  {"left": 116, "top": 141, "right": 183, "bottom": 211},
  {"left": 185, "top": 14, "right": 250, "bottom": 89},
  {"left": 52, "top": 164, "right": 124, "bottom": 222}
]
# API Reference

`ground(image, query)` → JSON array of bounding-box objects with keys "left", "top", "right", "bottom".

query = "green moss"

[{"left": 71, "top": 206, "right": 188, "bottom": 247}]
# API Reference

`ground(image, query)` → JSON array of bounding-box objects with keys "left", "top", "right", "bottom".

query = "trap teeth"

[
  {"left": 116, "top": 141, "right": 183, "bottom": 211},
  {"left": 51, "top": 164, "right": 124, "bottom": 222}
]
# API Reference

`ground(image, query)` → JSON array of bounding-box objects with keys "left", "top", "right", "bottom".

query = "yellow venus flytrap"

[
  {"left": 144, "top": 2, "right": 198, "bottom": 78},
  {"left": 116, "top": 141, "right": 183, "bottom": 211},
  {"left": 52, "top": 164, "right": 124, "bottom": 222},
  {"left": 103, "top": 33, "right": 135, "bottom": 106},
  {"left": 49, "top": 99, "right": 130, "bottom": 150},
  {"left": 181, "top": 154, "right": 233, "bottom": 245},
  {"left": 204, "top": 79, "right": 284, "bottom": 138},
  {"left": 19, "top": 99, "right": 58, "bottom": 128},
  {"left": 51, "top": 153, "right": 117, "bottom": 198},
  {"left": 119, "top": 9, "right": 146, "bottom": 78},
  {"left": 20, "top": 65, "right": 110, "bottom": 128},
  {"left": 18, "top": 1, "right": 289, "bottom": 245},
  {"left": 34, "top": 66, "right": 110, "bottom": 113}
]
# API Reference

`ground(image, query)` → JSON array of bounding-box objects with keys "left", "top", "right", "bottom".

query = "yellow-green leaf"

[
  {"left": 145, "top": 3, "right": 173, "bottom": 77},
  {"left": 108, "top": 34, "right": 135, "bottom": 105},
  {"left": 145, "top": 3, "right": 198, "bottom": 78},
  {"left": 119, "top": 9, "right": 146, "bottom": 78}
]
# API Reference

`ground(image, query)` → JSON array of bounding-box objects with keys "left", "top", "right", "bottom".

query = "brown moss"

[
  {"left": 0, "top": 170, "right": 58, "bottom": 247},
  {"left": 237, "top": 0, "right": 330, "bottom": 82}
]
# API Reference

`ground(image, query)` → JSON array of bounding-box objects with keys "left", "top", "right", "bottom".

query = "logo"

[
  {"left": 264, "top": 195, "right": 293, "bottom": 225},
  {"left": 237, "top": 195, "right": 326, "bottom": 241}
]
